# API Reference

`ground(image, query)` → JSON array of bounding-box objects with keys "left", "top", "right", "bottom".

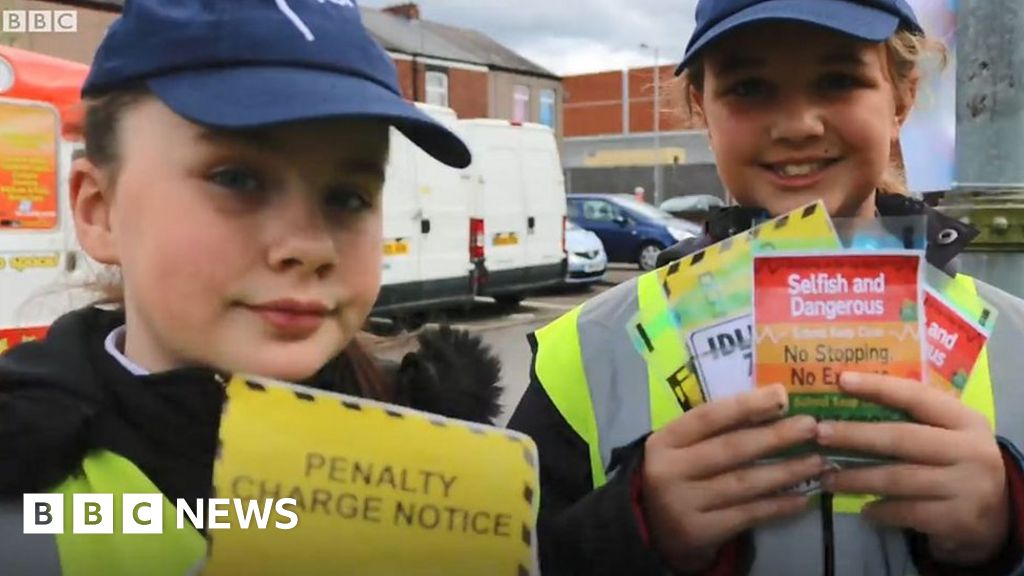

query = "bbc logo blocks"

[
  {"left": 2, "top": 11, "right": 79, "bottom": 33},
  {"left": 24, "top": 494, "right": 165, "bottom": 535}
]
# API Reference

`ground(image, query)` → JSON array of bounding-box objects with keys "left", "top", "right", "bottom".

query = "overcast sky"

[{"left": 358, "top": 0, "right": 700, "bottom": 76}]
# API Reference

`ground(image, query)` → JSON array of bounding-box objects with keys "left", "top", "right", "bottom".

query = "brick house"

[{"left": 365, "top": 3, "right": 563, "bottom": 139}]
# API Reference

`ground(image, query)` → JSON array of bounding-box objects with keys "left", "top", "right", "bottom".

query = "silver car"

[{"left": 565, "top": 221, "right": 608, "bottom": 285}]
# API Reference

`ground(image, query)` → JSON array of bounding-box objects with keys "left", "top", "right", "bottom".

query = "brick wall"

[
  {"left": 628, "top": 67, "right": 695, "bottom": 133},
  {"left": 564, "top": 65, "right": 699, "bottom": 138},
  {"left": 446, "top": 67, "right": 488, "bottom": 119},
  {"left": 564, "top": 71, "right": 622, "bottom": 136},
  {"left": 393, "top": 59, "right": 415, "bottom": 101},
  {"left": 399, "top": 63, "right": 489, "bottom": 119}
]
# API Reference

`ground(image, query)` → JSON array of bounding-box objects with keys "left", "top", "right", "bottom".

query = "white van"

[
  {"left": 373, "top": 103, "right": 476, "bottom": 325},
  {"left": 458, "top": 119, "right": 567, "bottom": 306},
  {"left": 0, "top": 97, "right": 92, "bottom": 353}
]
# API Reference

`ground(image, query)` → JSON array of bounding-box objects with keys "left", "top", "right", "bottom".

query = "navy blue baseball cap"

[
  {"left": 82, "top": 0, "right": 471, "bottom": 168},
  {"left": 676, "top": 0, "right": 924, "bottom": 74}
]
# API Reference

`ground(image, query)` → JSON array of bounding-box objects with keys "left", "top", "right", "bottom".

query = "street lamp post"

[
  {"left": 935, "top": 0, "right": 1024, "bottom": 298},
  {"left": 640, "top": 43, "right": 662, "bottom": 205}
]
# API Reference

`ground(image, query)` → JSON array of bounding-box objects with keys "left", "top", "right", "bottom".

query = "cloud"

[{"left": 359, "top": 0, "right": 699, "bottom": 75}]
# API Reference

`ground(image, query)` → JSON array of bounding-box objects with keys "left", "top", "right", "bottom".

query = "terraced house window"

[
  {"left": 539, "top": 89, "right": 556, "bottom": 129},
  {"left": 425, "top": 71, "right": 448, "bottom": 107},
  {"left": 513, "top": 85, "right": 530, "bottom": 123}
]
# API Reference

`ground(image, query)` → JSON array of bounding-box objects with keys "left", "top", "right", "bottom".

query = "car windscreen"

[{"left": 614, "top": 197, "right": 674, "bottom": 221}]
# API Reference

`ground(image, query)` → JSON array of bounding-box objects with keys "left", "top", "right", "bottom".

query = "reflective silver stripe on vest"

[
  {"left": 0, "top": 499, "right": 62, "bottom": 576},
  {"left": 577, "top": 280, "right": 652, "bottom": 473}
]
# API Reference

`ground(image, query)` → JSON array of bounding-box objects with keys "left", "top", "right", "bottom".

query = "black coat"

[{"left": 0, "top": 306, "right": 503, "bottom": 504}]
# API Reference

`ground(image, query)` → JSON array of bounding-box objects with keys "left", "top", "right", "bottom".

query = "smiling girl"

[{"left": 510, "top": 1, "right": 1024, "bottom": 574}]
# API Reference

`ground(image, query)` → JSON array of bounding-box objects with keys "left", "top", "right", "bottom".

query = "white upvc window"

[{"left": 425, "top": 70, "right": 449, "bottom": 107}]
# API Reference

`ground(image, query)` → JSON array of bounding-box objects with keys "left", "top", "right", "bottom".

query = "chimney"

[{"left": 382, "top": 3, "right": 421, "bottom": 20}]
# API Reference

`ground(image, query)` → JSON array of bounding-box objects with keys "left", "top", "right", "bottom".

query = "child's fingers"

[
  {"left": 816, "top": 421, "right": 966, "bottom": 465},
  {"left": 861, "top": 500, "right": 949, "bottom": 535},
  {"left": 650, "top": 384, "right": 789, "bottom": 450},
  {"left": 682, "top": 415, "right": 818, "bottom": 479},
  {"left": 821, "top": 464, "right": 951, "bottom": 499},
  {"left": 698, "top": 454, "right": 827, "bottom": 511},
  {"left": 838, "top": 372, "right": 989, "bottom": 432},
  {"left": 701, "top": 494, "right": 811, "bottom": 544}
]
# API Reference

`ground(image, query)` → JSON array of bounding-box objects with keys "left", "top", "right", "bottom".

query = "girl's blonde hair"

[{"left": 675, "top": 30, "right": 949, "bottom": 196}]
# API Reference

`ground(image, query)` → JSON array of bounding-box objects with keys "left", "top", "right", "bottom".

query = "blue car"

[{"left": 568, "top": 194, "right": 701, "bottom": 271}]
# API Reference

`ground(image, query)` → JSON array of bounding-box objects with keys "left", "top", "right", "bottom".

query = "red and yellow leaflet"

[
  {"left": 753, "top": 252, "right": 924, "bottom": 422},
  {"left": 923, "top": 288, "right": 988, "bottom": 394}
]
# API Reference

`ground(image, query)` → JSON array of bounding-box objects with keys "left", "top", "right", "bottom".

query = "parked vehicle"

[
  {"left": 568, "top": 193, "right": 700, "bottom": 271},
  {"left": 460, "top": 119, "right": 567, "bottom": 306},
  {"left": 0, "top": 47, "right": 94, "bottom": 352},
  {"left": 659, "top": 194, "right": 726, "bottom": 225},
  {"left": 374, "top": 103, "right": 475, "bottom": 328},
  {"left": 564, "top": 220, "right": 607, "bottom": 286}
]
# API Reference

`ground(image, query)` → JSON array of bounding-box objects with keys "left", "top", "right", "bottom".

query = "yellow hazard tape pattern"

[
  {"left": 629, "top": 201, "right": 840, "bottom": 356},
  {"left": 627, "top": 201, "right": 842, "bottom": 414}
]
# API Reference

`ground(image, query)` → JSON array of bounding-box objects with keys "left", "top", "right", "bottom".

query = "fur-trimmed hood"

[{"left": 383, "top": 326, "right": 504, "bottom": 425}]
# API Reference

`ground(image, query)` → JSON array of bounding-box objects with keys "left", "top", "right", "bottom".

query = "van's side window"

[{"left": 568, "top": 201, "right": 582, "bottom": 220}]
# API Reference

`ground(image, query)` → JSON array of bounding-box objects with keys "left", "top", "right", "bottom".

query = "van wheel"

[
  {"left": 637, "top": 242, "right": 663, "bottom": 271},
  {"left": 495, "top": 294, "right": 525, "bottom": 309}
]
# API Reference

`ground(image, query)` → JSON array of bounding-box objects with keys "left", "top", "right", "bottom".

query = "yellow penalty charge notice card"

[{"left": 204, "top": 375, "right": 540, "bottom": 576}]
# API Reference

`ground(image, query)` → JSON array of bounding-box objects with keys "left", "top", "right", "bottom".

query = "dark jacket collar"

[{"left": 658, "top": 192, "right": 977, "bottom": 274}]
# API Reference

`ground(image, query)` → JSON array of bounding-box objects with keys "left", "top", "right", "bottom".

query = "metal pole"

[
  {"left": 653, "top": 47, "right": 662, "bottom": 205},
  {"left": 955, "top": 0, "right": 1024, "bottom": 190},
  {"left": 937, "top": 0, "right": 1024, "bottom": 297}
]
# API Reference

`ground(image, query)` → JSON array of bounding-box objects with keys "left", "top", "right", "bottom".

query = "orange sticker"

[
  {"left": 0, "top": 102, "right": 59, "bottom": 229},
  {"left": 753, "top": 252, "right": 924, "bottom": 421}
]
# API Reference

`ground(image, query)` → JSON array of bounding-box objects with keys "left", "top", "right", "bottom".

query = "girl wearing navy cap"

[
  {"left": 0, "top": 1, "right": 502, "bottom": 572},
  {"left": 510, "top": 1, "right": 1024, "bottom": 574}
]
